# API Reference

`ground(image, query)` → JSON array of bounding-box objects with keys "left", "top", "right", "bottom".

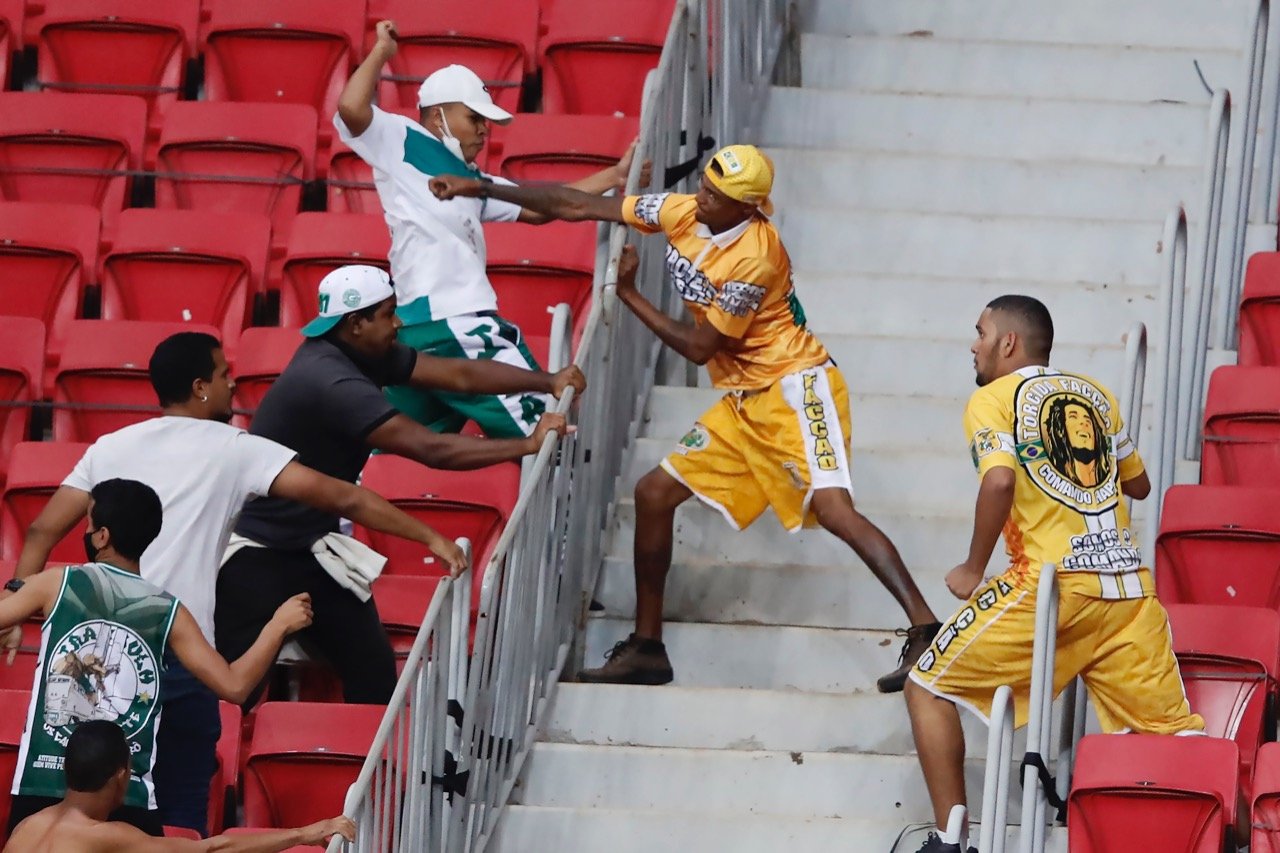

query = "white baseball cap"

[
  {"left": 301, "top": 265, "right": 395, "bottom": 337},
  {"left": 416, "top": 64, "right": 513, "bottom": 125}
]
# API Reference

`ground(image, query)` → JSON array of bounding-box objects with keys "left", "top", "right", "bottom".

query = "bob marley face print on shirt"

[{"left": 1013, "top": 374, "right": 1119, "bottom": 514}]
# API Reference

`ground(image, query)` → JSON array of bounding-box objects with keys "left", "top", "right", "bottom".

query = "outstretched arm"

[
  {"left": 517, "top": 139, "right": 649, "bottom": 224},
  {"left": 613, "top": 245, "right": 725, "bottom": 365},
  {"left": 336, "top": 19, "right": 398, "bottom": 137},
  {"left": 366, "top": 412, "right": 569, "bottom": 471},
  {"left": 86, "top": 814, "right": 355, "bottom": 851},
  {"left": 433, "top": 174, "right": 626, "bottom": 223},
  {"left": 409, "top": 355, "right": 585, "bottom": 401}
]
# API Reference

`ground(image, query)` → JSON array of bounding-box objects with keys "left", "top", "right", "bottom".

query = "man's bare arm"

[
  {"left": 433, "top": 174, "right": 626, "bottom": 223},
  {"left": 945, "top": 466, "right": 1016, "bottom": 600},
  {"left": 12, "top": 487, "right": 89, "bottom": 581},
  {"left": 1121, "top": 469, "right": 1151, "bottom": 500},
  {"left": 336, "top": 20, "right": 398, "bottom": 137},
  {"left": 79, "top": 813, "right": 355, "bottom": 852},
  {"left": 613, "top": 245, "right": 726, "bottom": 365},
  {"left": 409, "top": 355, "right": 585, "bottom": 401},
  {"left": 366, "top": 412, "right": 568, "bottom": 472}
]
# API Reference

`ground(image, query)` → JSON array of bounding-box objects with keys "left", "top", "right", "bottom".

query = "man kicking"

[
  {"left": 903, "top": 296, "right": 1203, "bottom": 852},
  {"left": 431, "top": 144, "right": 940, "bottom": 691}
]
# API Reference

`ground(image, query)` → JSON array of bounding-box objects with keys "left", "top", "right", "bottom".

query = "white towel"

[{"left": 222, "top": 532, "right": 387, "bottom": 603}]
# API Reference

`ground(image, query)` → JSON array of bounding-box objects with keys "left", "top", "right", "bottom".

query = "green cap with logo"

[{"left": 301, "top": 264, "right": 395, "bottom": 337}]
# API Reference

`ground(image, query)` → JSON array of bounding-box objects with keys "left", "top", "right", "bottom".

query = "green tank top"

[{"left": 12, "top": 563, "right": 178, "bottom": 809}]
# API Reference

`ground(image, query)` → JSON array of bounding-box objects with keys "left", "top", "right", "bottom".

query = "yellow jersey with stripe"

[
  {"left": 965, "top": 365, "right": 1150, "bottom": 600},
  {"left": 622, "top": 193, "right": 829, "bottom": 390}
]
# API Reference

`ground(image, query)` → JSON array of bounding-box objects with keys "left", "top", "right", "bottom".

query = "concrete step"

[
  {"left": 804, "top": 0, "right": 1253, "bottom": 51},
  {"left": 760, "top": 88, "right": 1207, "bottom": 166},
  {"left": 543, "top": 682, "right": 1003, "bottom": 755},
  {"left": 773, "top": 207, "right": 1165, "bottom": 286},
  {"left": 583, "top": 617, "right": 907, "bottom": 692},
  {"left": 799, "top": 33, "right": 1241, "bottom": 104},
  {"left": 769, "top": 146, "right": 1202, "bottom": 222},
  {"left": 512, "top": 742, "right": 990, "bottom": 821},
  {"left": 492, "top": 808, "right": 1069, "bottom": 853}
]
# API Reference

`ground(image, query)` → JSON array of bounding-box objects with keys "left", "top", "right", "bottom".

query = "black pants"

[
  {"left": 215, "top": 546, "right": 397, "bottom": 705},
  {"left": 152, "top": 654, "right": 220, "bottom": 836},
  {"left": 7, "top": 795, "right": 164, "bottom": 836}
]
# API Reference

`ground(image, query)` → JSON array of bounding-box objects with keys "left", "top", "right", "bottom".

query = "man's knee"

[
  {"left": 810, "top": 487, "right": 861, "bottom": 531},
  {"left": 634, "top": 467, "right": 690, "bottom": 515}
]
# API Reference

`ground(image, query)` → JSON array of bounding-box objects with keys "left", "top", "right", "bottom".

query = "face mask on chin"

[
  {"left": 437, "top": 108, "right": 478, "bottom": 170},
  {"left": 83, "top": 529, "right": 100, "bottom": 563}
]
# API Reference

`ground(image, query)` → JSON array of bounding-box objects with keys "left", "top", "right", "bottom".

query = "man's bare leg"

[{"left": 905, "top": 678, "right": 969, "bottom": 832}]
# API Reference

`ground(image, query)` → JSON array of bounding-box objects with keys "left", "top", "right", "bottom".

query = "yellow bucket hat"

[{"left": 704, "top": 144, "right": 775, "bottom": 216}]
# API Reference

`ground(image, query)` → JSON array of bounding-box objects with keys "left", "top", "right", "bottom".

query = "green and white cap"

[{"left": 301, "top": 265, "right": 395, "bottom": 337}]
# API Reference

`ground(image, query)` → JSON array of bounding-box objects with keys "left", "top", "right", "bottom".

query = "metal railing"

[
  {"left": 1018, "top": 563, "right": 1063, "bottom": 853},
  {"left": 331, "top": 2, "right": 790, "bottom": 850},
  {"left": 1150, "top": 205, "right": 1189, "bottom": 528},
  {"left": 978, "top": 685, "right": 1016, "bottom": 853}
]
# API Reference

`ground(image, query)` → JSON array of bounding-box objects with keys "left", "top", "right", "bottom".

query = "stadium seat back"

[
  {"left": 1252, "top": 743, "right": 1280, "bottom": 851},
  {"left": 155, "top": 102, "right": 316, "bottom": 237},
  {"left": 208, "top": 700, "right": 242, "bottom": 835},
  {"left": 1168, "top": 603, "right": 1280, "bottom": 796},
  {"left": 242, "top": 701, "right": 382, "bottom": 828},
  {"left": 278, "top": 212, "right": 391, "bottom": 328},
  {"left": 0, "top": 0, "right": 21, "bottom": 91},
  {"left": 1201, "top": 366, "right": 1280, "bottom": 487},
  {"left": 1240, "top": 253, "right": 1280, "bottom": 367},
  {"left": 1156, "top": 485, "right": 1280, "bottom": 609},
  {"left": 0, "top": 93, "right": 145, "bottom": 232},
  {"left": 370, "top": 575, "right": 445, "bottom": 663},
  {"left": 232, "top": 327, "right": 301, "bottom": 419},
  {"left": 0, "top": 317, "right": 44, "bottom": 485},
  {"left": 100, "top": 210, "right": 270, "bottom": 357},
  {"left": 354, "top": 457, "right": 519, "bottom": 578},
  {"left": 1068, "top": 734, "right": 1238, "bottom": 853},
  {"left": 486, "top": 220, "right": 596, "bottom": 341},
  {"left": 0, "top": 687, "right": 30, "bottom": 835},
  {"left": 35, "top": 1, "right": 199, "bottom": 130},
  {"left": 538, "top": 0, "right": 674, "bottom": 115},
  {"left": 491, "top": 114, "right": 638, "bottom": 184},
  {"left": 52, "top": 320, "right": 217, "bottom": 443},
  {"left": 1, "top": 441, "right": 89, "bottom": 563}
]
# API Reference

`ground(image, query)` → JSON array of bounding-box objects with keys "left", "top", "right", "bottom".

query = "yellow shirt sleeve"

[
  {"left": 1107, "top": 390, "right": 1147, "bottom": 482},
  {"left": 622, "top": 193, "right": 691, "bottom": 236},
  {"left": 964, "top": 385, "right": 1017, "bottom": 475},
  {"left": 704, "top": 256, "right": 779, "bottom": 338}
]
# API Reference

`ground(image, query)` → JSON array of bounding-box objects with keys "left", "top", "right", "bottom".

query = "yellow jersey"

[
  {"left": 965, "top": 365, "right": 1150, "bottom": 600},
  {"left": 622, "top": 193, "right": 829, "bottom": 390}
]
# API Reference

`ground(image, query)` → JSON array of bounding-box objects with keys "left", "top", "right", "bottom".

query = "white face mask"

[{"left": 436, "top": 108, "right": 478, "bottom": 169}]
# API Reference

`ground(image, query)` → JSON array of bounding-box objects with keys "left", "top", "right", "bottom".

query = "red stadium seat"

[
  {"left": 0, "top": 318, "right": 44, "bottom": 486},
  {"left": 325, "top": 105, "right": 418, "bottom": 214},
  {"left": 1068, "top": 734, "right": 1238, "bottom": 852},
  {"left": 208, "top": 700, "right": 242, "bottom": 835},
  {"left": 1156, "top": 485, "right": 1280, "bottom": 609},
  {"left": 486, "top": 220, "right": 596, "bottom": 343},
  {"left": 278, "top": 212, "right": 390, "bottom": 328},
  {"left": 201, "top": 0, "right": 363, "bottom": 154},
  {"left": 0, "top": 201, "right": 98, "bottom": 385},
  {"left": 490, "top": 114, "right": 637, "bottom": 184},
  {"left": 52, "top": 319, "right": 218, "bottom": 443},
  {"left": 100, "top": 209, "right": 271, "bottom": 358},
  {"left": 1252, "top": 743, "right": 1280, "bottom": 851},
  {"left": 232, "top": 327, "right": 301, "bottom": 421},
  {"left": 32, "top": 0, "right": 200, "bottom": 154},
  {"left": 155, "top": 101, "right": 316, "bottom": 242},
  {"left": 370, "top": 575, "right": 445, "bottom": 665},
  {"left": 538, "top": 0, "right": 675, "bottom": 115},
  {"left": 163, "top": 826, "right": 201, "bottom": 839},
  {"left": 354, "top": 456, "right": 519, "bottom": 583},
  {"left": 1201, "top": 366, "right": 1280, "bottom": 487},
  {"left": 365, "top": 0, "right": 538, "bottom": 115},
  {"left": 0, "top": 687, "right": 31, "bottom": 836},
  {"left": 0, "top": 92, "right": 146, "bottom": 233},
  {"left": 1241, "top": 252, "right": 1280, "bottom": 367},
  {"left": 1167, "top": 604, "right": 1279, "bottom": 797},
  {"left": 242, "top": 701, "right": 382, "bottom": 829},
  {"left": 0, "top": 0, "right": 22, "bottom": 91},
  {"left": 0, "top": 441, "right": 89, "bottom": 563}
]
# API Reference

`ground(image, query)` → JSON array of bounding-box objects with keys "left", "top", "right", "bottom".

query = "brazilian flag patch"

[{"left": 1016, "top": 440, "right": 1046, "bottom": 465}]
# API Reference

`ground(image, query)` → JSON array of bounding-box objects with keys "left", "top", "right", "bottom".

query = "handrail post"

[
  {"left": 1018, "top": 563, "right": 1059, "bottom": 853},
  {"left": 979, "top": 684, "right": 1015, "bottom": 853},
  {"left": 1150, "top": 207, "right": 1188, "bottom": 538}
]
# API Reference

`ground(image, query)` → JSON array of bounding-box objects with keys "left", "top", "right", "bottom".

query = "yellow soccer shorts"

[
  {"left": 908, "top": 571, "right": 1205, "bottom": 735},
  {"left": 660, "top": 363, "right": 855, "bottom": 532}
]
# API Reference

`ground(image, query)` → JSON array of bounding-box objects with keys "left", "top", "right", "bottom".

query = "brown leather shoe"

[
  {"left": 577, "top": 634, "right": 674, "bottom": 685},
  {"left": 877, "top": 621, "right": 942, "bottom": 693}
]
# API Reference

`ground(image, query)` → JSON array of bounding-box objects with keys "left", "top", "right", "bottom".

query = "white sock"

[{"left": 941, "top": 804, "right": 968, "bottom": 846}]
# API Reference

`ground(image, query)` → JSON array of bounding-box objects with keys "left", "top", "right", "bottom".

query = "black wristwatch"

[
  {"left": 3, "top": 578, "right": 23, "bottom": 593},
  {"left": 478, "top": 176, "right": 493, "bottom": 199}
]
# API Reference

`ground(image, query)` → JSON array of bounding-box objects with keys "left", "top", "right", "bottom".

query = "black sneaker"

[
  {"left": 877, "top": 621, "right": 943, "bottom": 693},
  {"left": 912, "top": 833, "right": 977, "bottom": 853},
  {"left": 577, "top": 633, "right": 674, "bottom": 685}
]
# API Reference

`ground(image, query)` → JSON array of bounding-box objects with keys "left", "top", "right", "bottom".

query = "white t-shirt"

[
  {"left": 62, "top": 417, "right": 297, "bottom": 641},
  {"left": 334, "top": 106, "right": 523, "bottom": 325}
]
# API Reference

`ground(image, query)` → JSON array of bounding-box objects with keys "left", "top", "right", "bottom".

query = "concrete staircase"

[{"left": 491, "top": 2, "right": 1260, "bottom": 850}]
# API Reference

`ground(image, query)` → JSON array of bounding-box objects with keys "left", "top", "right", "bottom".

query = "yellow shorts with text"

[
  {"left": 661, "top": 363, "right": 855, "bottom": 532},
  {"left": 908, "top": 570, "right": 1204, "bottom": 734}
]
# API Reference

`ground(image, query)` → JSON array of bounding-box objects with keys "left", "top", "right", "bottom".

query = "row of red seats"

[
  {"left": 1, "top": 0, "right": 672, "bottom": 129},
  {"left": 0, "top": 201, "right": 596, "bottom": 380}
]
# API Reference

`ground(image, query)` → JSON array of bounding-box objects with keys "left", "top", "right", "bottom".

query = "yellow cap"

[{"left": 704, "top": 144, "right": 775, "bottom": 216}]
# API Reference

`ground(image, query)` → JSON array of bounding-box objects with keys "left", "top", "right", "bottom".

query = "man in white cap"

[
  {"left": 216, "top": 264, "right": 583, "bottom": 707},
  {"left": 334, "top": 20, "right": 634, "bottom": 439}
]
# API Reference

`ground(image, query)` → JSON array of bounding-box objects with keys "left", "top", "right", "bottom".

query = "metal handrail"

[
  {"left": 979, "top": 685, "right": 1016, "bottom": 853},
  {"left": 1150, "top": 206, "right": 1188, "bottom": 527},
  {"left": 1018, "top": 564, "right": 1061, "bottom": 853}
]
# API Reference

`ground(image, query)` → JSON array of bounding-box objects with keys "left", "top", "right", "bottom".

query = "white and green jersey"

[{"left": 13, "top": 563, "right": 178, "bottom": 809}]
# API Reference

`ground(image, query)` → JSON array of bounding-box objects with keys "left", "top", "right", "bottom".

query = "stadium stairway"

[{"left": 492, "top": 1, "right": 1265, "bottom": 849}]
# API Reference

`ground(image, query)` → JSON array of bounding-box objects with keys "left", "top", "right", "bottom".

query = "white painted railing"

[
  {"left": 979, "top": 685, "right": 1016, "bottom": 853},
  {"left": 1018, "top": 564, "right": 1063, "bottom": 853},
  {"left": 331, "top": 2, "right": 791, "bottom": 850},
  {"left": 1150, "top": 205, "right": 1189, "bottom": 529}
]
